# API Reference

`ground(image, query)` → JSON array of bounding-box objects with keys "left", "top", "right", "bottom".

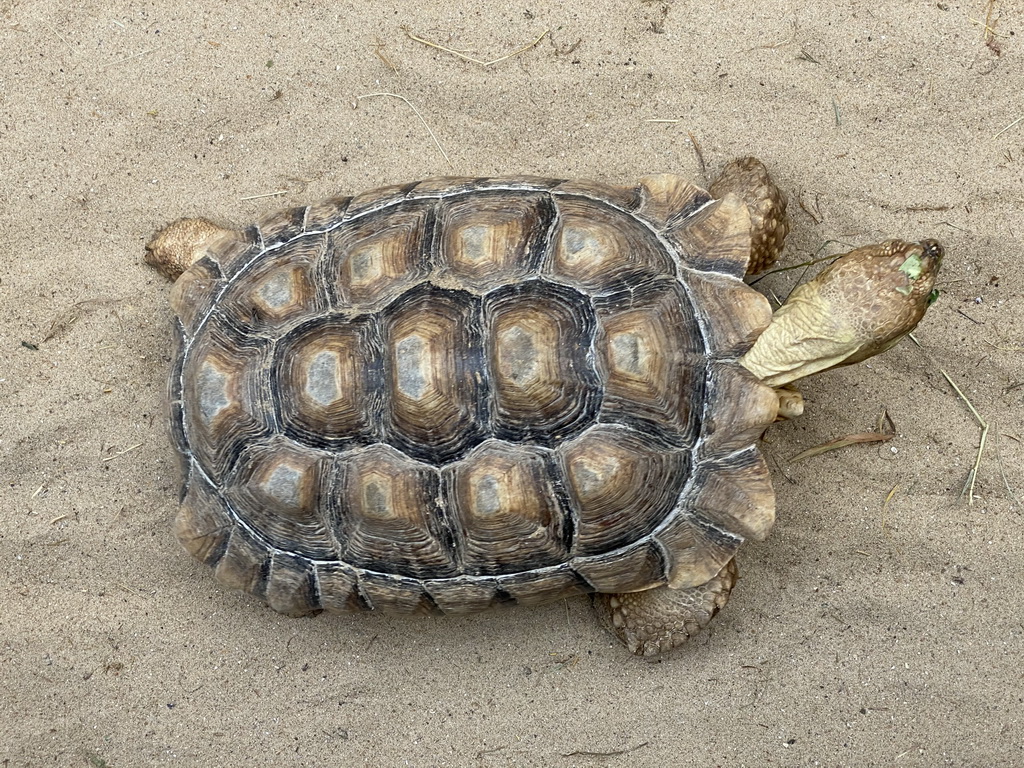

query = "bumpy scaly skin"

[
  {"left": 593, "top": 560, "right": 738, "bottom": 656},
  {"left": 709, "top": 157, "right": 790, "bottom": 275},
  {"left": 740, "top": 239, "right": 943, "bottom": 387},
  {"left": 145, "top": 217, "right": 233, "bottom": 280}
]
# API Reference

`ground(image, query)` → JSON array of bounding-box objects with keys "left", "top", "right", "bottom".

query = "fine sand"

[{"left": 2, "top": 2, "right": 1022, "bottom": 766}]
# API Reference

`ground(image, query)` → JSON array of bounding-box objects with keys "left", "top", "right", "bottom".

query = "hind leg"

[
  {"left": 592, "top": 560, "right": 738, "bottom": 657},
  {"left": 145, "top": 218, "right": 236, "bottom": 280}
]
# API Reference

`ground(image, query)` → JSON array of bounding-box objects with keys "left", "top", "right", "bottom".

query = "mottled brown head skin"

[{"left": 740, "top": 239, "right": 943, "bottom": 387}]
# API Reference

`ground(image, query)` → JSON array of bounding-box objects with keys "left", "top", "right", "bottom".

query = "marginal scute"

[
  {"left": 572, "top": 540, "right": 667, "bottom": 593},
  {"left": 315, "top": 562, "right": 366, "bottom": 613},
  {"left": 356, "top": 572, "right": 441, "bottom": 615},
  {"left": 336, "top": 445, "right": 456, "bottom": 578},
  {"left": 256, "top": 205, "right": 307, "bottom": 249},
  {"left": 553, "top": 179, "right": 644, "bottom": 211},
  {"left": 265, "top": 553, "right": 321, "bottom": 616},
  {"left": 425, "top": 576, "right": 502, "bottom": 614},
  {"left": 470, "top": 176, "right": 561, "bottom": 192},
  {"left": 346, "top": 180, "right": 418, "bottom": 219},
  {"left": 408, "top": 176, "right": 483, "bottom": 196},
  {"left": 496, "top": 566, "right": 590, "bottom": 607},
  {"left": 666, "top": 192, "right": 752, "bottom": 277},
  {"left": 635, "top": 173, "right": 712, "bottom": 228},
  {"left": 207, "top": 227, "right": 262, "bottom": 280},
  {"left": 447, "top": 440, "right": 567, "bottom": 575},
  {"left": 303, "top": 195, "right": 352, "bottom": 232},
  {"left": 174, "top": 468, "right": 233, "bottom": 566},
  {"left": 684, "top": 271, "right": 772, "bottom": 357},
  {"left": 701, "top": 363, "right": 778, "bottom": 456},
  {"left": 213, "top": 527, "right": 272, "bottom": 598},
  {"left": 655, "top": 513, "right": 742, "bottom": 590},
  {"left": 170, "top": 258, "right": 224, "bottom": 336},
  {"left": 685, "top": 447, "right": 776, "bottom": 541},
  {"left": 558, "top": 424, "right": 688, "bottom": 555}
]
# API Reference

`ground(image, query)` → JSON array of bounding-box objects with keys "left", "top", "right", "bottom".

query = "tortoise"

[{"left": 146, "top": 158, "right": 942, "bottom": 656}]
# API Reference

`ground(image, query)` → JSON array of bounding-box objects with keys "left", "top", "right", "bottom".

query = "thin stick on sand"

[
  {"left": 938, "top": 368, "right": 988, "bottom": 505},
  {"left": 356, "top": 92, "right": 452, "bottom": 168},
  {"left": 402, "top": 26, "right": 549, "bottom": 67}
]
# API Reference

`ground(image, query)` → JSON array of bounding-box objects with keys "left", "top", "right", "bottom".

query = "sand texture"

[{"left": 2, "top": 1, "right": 1023, "bottom": 766}]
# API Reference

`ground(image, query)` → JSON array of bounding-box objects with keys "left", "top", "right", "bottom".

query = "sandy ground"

[{"left": 2, "top": 1, "right": 1023, "bottom": 766}]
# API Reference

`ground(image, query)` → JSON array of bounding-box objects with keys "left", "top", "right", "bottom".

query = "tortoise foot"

[{"left": 593, "top": 559, "right": 738, "bottom": 657}]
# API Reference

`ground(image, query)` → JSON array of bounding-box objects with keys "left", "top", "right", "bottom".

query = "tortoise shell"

[{"left": 168, "top": 175, "right": 779, "bottom": 616}]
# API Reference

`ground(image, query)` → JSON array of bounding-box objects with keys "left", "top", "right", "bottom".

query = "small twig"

[
  {"left": 49, "top": 26, "right": 72, "bottom": 47},
  {"left": 881, "top": 484, "right": 898, "bottom": 533},
  {"left": 956, "top": 308, "right": 984, "bottom": 325},
  {"left": 372, "top": 39, "right": 399, "bottom": 73},
  {"left": 798, "top": 192, "right": 823, "bottom": 224},
  {"left": 993, "top": 426, "right": 1020, "bottom": 509},
  {"left": 689, "top": 131, "right": 706, "bottom": 178},
  {"left": 356, "top": 92, "right": 452, "bottom": 168},
  {"left": 790, "top": 432, "right": 895, "bottom": 463},
  {"left": 239, "top": 190, "right": 288, "bottom": 201},
  {"left": 993, "top": 116, "right": 1023, "bottom": 140},
  {"left": 402, "top": 26, "right": 549, "bottom": 67},
  {"left": 102, "top": 443, "right": 144, "bottom": 462},
  {"left": 561, "top": 741, "right": 649, "bottom": 758},
  {"left": 749, "top": 245, "right": 844, "bottom": 285},
  {"left": 102, "top": 47, "right": 160, "bottom": 69},
  {"left": 832, "top": 96, "right": 842, "bottom": 127},
  {"left": 938, "top": 368, "right": 988, "bottom": 505}
]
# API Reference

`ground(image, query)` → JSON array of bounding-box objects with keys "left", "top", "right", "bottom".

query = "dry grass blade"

[
  {"left": 993, "top": 115, "right": 1023, "bottom": 140},
  {"left": 748, "top": 241, "right": 849, "bottom": 286},
  {"left": 101, "top": 443, "right": 144, "bottom": 462},
  {"left": 790, "top": 432, "right": 895, "bottom": 463},
  {"left": 561, "top": 741, "right": 649, "bottom": 758},
  {"left": 356, "top": 92, "right": 452, "bottom": 168},
  {"left": 689, "top": 131, "right": 706, "bottom": 177},
  {"left": 938, "top": 368, "right": 988, "bottom": 505},
  {"left": 102, "top": 47, "right": 160, "bottom": 69},
  {"left": 994, "top": 426, "right": 1020, "bottom": 509},
  {"left": 239, "top": 190, "right": 288, "bottom": 201},
  {"left": 881, "top": 483, "right": 899, "bottom": 533},
  {"left": 45, "top": 298, "right": 123, "bottom": 342},
  {"left": 402, "top": 26, "right": 549, "bottom": 67}
]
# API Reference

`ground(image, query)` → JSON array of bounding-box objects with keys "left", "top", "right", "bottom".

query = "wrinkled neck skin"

[{"left": 739, "top": 239, "right": 943, "bottom": 392}]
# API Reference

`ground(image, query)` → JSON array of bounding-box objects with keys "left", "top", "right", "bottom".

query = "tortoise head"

[{"left": 739, "top": 238, "right": 943, "bottom": 388}]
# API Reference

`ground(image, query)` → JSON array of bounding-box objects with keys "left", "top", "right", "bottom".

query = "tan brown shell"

[{"left": 168, "top": 175, "right": 777, "bottom": 616}]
